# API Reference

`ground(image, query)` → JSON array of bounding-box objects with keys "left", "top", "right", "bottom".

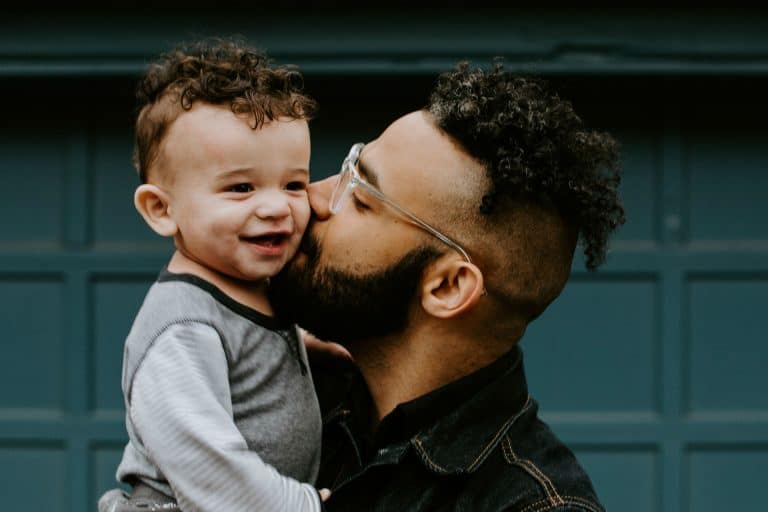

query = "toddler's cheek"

[{"left": 294, "top": 199, "right": 311, "bottom": 232}]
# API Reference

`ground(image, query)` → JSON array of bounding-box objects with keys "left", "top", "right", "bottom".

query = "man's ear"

[
  {"left": 134, "top": 184, "right": 178, "bottom": 237},
  {"left": 421, "top": 257, "right": 485, "bottom": 319}
]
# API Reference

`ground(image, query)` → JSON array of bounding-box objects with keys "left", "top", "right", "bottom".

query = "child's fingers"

[
  {"left": 319, "top": 488, "right": 332, "bottom": 502},
  {"left": 301, "top": 329, "right": 354, "bottom": 363}
]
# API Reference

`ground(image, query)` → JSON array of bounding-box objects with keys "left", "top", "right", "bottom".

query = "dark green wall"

[{"left": 1, "top": 7, "right": 767, "bottom": 512}]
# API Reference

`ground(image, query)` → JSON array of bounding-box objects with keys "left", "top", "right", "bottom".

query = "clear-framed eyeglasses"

[{"left": 329, "top": 142, "right": 472, "bottom": 263}]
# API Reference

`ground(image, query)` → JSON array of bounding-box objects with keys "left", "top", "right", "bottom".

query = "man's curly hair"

[
  {"left": 133, "top": 37, "right": 317, "bottom": 183},
  {"left": 428, "top": 61, "right": 624, "bottom": 269}
]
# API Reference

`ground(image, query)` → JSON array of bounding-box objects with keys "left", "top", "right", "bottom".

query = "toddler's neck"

[{"left": 166, "top": 250, "right": 273, "bottom": 316}]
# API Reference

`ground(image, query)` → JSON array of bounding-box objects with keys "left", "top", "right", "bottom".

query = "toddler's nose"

[{"left": 254, "top": 192, "right": 291, "bottom": 220}]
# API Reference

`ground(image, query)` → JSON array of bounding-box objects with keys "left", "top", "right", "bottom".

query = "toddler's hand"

[{"left": 300, "top": 328, "right": 353, "bottom": 365}]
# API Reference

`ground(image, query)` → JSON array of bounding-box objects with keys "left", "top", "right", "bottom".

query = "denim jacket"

[{"left": 314, "top": 347, "right": 605, "bottom": 512}]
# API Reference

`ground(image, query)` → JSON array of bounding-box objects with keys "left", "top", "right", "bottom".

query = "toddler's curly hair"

[{"left": 134, "top": 37, "right": 317, "bottom": 183}]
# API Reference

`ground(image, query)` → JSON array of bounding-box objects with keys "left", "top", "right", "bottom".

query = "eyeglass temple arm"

[{"left": 358, "top": 181, "right": 472, "bottom": 263}]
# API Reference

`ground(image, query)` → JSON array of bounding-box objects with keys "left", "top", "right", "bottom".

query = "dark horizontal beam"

[
  {"left": 3, "top": 413, "right": 768, "bottom": 444},
  {"left": 2, "top": 8, "right": 768, "bottom": 77},
  {"left": 1, "top": 247, "right": 768, "bottom": 275},
  {"left": 4, "top": 57, "right": 768, "bottom": 77}
]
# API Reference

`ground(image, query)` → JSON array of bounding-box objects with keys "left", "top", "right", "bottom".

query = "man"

[{"left": 269, "top": 61, "right": 624, "bottom": 511}]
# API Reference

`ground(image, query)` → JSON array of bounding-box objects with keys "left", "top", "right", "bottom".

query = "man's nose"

[
  {"left": 254, "top": 191, "right": 291, "bottom": 220},
  {"left": 308, "top": 175, "right": 337, "bottom": 220}
]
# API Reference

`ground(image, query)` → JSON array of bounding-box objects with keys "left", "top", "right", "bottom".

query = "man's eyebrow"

[{"left": 357, "top": 158, "right": 380, "bottom": 189}]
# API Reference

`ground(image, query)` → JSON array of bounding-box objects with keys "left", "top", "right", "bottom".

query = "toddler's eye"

[
  {"left": 229, "top": 183, "right": 253, "bottom": 193},
  {"left": 285, "top": 181, "right": 307, "bottom": 191}
]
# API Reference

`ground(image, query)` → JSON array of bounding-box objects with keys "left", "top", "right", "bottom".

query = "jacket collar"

[
  {"left": 323, "top": 346, "right": 531, "bottom": 476},
  {"left": 408, "top": 346, "right": 531, "bottom": 475}
]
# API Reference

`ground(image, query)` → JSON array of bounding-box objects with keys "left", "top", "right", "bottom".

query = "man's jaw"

[{"left": 272, "top": 244, "right": 439, "bottom": 347}]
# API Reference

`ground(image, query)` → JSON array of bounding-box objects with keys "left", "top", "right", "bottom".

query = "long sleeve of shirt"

[{"left": 127, "top": 322, "right": 321, "bottom": 512}]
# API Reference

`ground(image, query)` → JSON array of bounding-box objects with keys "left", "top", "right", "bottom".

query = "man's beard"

[{"left": 269, "top": 231, "right": 439, "bottom": 346}]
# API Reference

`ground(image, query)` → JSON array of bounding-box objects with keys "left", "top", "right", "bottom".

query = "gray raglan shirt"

[{"left": 115, "top": 270, "right": 322, "bottom": 511}]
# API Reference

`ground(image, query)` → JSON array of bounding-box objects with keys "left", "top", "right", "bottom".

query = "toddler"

[{"left": 99, "top": 38, "right": 324, "bottom": 512}]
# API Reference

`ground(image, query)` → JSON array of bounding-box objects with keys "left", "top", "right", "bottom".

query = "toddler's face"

[{"left": 159, "top": 104, "right": 311, "bottom": 282}]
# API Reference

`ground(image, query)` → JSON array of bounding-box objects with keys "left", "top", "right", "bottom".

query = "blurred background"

[{"left": 1, "top": 5, "right": 767, "bottom": 511}]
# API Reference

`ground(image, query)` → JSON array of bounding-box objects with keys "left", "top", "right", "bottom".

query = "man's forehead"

[
  {"left": 360, "top": 110, "right": 483, "bottom": 200},
  {"left": 365, "top": 111, "right": 443, "bottom": 161}
]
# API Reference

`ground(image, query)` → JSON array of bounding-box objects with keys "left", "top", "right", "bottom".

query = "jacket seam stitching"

[
  {"left": 561, "top": 496, "right": 604, "bottom": 512},
  {"left": 465, "top": 395, "right": 533, "bottom": 472},
  {"left": 517, "top": 495, "right": 603, "bottom": 512},
  {"left": 411, "top": 395, "right": 533, "bottom": 474},
  {"left": 518, "top": 498, "right": 549, "bottom": 512},
  {"left": 503, "top": 435, "right": 564, "bottom": 507},
  {"left": 412, "top": 437, "right": 450, "bottom": 473}
]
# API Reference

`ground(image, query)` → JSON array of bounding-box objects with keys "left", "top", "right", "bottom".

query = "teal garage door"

[{"left": 1, "top": 8, "right": 767, "bottom": 512}]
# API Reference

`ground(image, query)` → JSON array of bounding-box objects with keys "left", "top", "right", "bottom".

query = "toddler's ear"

[{"left": 134, "top": 184, "right": 178, "bottom": 237}]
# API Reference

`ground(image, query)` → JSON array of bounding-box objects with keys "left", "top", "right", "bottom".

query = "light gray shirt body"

[{"left": 115, "top": 270, "right": 322, "bottom": 511}]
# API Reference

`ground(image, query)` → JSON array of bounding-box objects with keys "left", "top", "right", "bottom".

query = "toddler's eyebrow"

[
  {"left": 216, "top": 168, "right": 254, "bottom": 181},
  {"left": 215, "top": 167, "right": 309, "bottom": 180}
]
